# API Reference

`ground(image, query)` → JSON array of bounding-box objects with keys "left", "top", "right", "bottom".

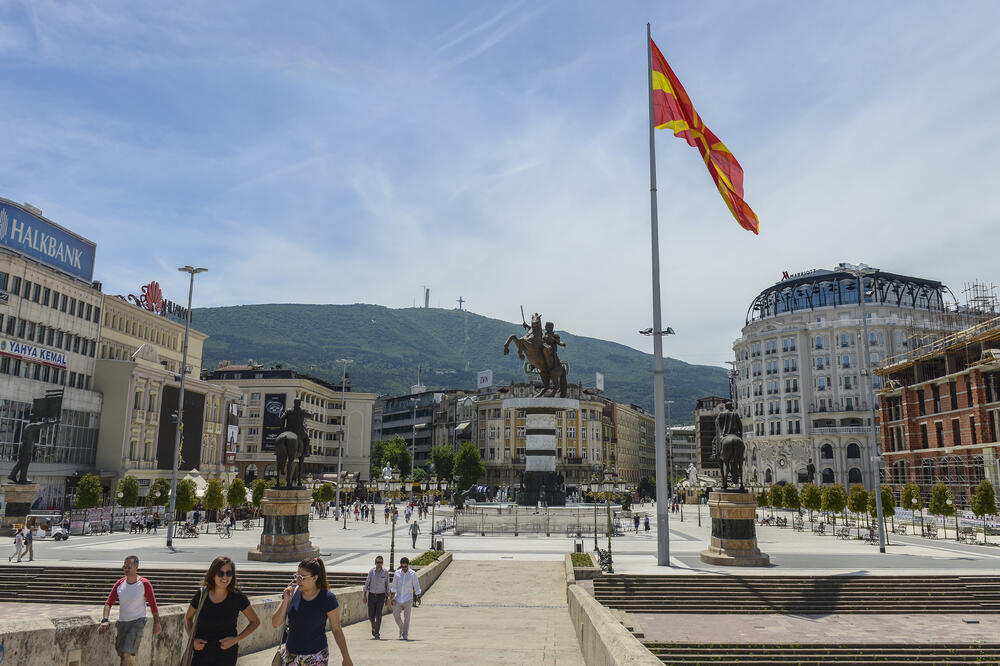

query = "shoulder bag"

[
  {"left": 270, "top": 624, "right": 288, "bottom": 666},
  {"left": 179, "top": 587, "right": 208, "bottom": 666}
]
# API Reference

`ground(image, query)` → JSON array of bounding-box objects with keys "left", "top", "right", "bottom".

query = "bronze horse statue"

[
  {"left": 503, "top": 312, "right": 568, "bottom": 397},
  {"left": 714, "top": 401, "right": 746, "bottom": 490}
]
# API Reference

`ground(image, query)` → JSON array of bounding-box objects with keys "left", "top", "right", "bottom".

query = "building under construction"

[{"left": 876, "top": 285, "right": 1000, "bottom": 507}]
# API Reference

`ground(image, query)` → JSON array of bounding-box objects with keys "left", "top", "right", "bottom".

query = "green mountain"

[{"left": 191, "top": 304, "right": 729, "bottom": 423}]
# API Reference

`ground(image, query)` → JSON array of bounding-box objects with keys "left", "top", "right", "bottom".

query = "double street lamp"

[
  {"left": 166, "top": 265, "right": 206, "bottom": 551},
  {"left": 335, "top": 359, "right": 353, "bottom": 530}
]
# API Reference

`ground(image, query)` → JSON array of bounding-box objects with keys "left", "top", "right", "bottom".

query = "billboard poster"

[
  {"left": 262, "top": 393, "right": 286, "bottom": 453},
  {"left": 0, "top": 199, "right": 97, "bottom": 282},
  {"left": 477, "top": 369, "right": 493, "bottom": 390},
  {"left": 596, "top": 372, "right": 605, "bottom": 392}
]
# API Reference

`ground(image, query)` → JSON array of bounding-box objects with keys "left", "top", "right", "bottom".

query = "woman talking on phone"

[{"left": 271, "top": 557, "right": 353, "bottom": 666}]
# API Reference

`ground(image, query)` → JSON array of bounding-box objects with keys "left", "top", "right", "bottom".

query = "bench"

[
  {"left": 925, "top": 525, "right": 938, "bottom": 538},
  {"left": 960, "top": 528, "right": 977, "bottom": 544},
  {"left": 893, "top": 524, "right": 908, "bottom": 535},
  {"left": 792, "top": 519, "right": 804, "bottom": 532},
  {"left": 596, "top": 548, "right": 613, "bottom": 571},
  {"left": 837, "top": 526, "right": 853, "bottom": 540},
  {"left": 812, "top": 524, "right": 827, "bottom": 535},
  {"left": 865, "top": 528, "right": 879, "bottom": 545}
]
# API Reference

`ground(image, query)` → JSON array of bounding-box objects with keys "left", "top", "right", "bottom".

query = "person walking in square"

[
  {"left": 384, "top": 503, "right": 390, "bottom": 524},
  {"left": 409, "top": 520, "right": 420, "bottom": 549},
  {"left": 362, "top": 555, "right": 389, "bottom": 639},
  {"left": 270, "top": 557, "right": 352, "bottom": 665},
  {"left": 390, "top": 557, "right": 421, "bottom": 640},
  {"left": 23, "top": 526, "right": 33, "bottom": 561},
  {"left": 633, "top": 514, "right": 640, "bottom": 533},
  {"left": 99, "top": 555, "right": 162, "bottom": 666},
  {"left": 8, "top": 527, "right": 24, "bottom": 563},
  {"left": 644, "top": 516, "right": 650, "bottom": 533},
  {"left": 182, "top": 556, "right": 260, "bottom": 665}
]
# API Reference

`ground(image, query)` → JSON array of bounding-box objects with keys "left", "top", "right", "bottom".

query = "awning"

[{"left": 455, "top": 421, "right": 471, "bottom": 432}]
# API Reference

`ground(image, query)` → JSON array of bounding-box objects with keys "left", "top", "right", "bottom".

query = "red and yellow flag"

[{"left": 650, "top": 39, "right": 759, "bottom": 234}]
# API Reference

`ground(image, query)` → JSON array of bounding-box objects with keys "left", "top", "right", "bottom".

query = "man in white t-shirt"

[
  {"left": 98, "top": 555, "right": 162, "bottom": 665},
  {"left": 390, "top": 557, "right": 421, "bottom": 640}
]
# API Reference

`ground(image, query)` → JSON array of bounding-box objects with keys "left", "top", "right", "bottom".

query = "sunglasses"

[
  {"left": 216, "top": 570, "right": 234, "bottom": 578},
  {"left": 293, "top": 573, "right": 314, "bottom": 581}
]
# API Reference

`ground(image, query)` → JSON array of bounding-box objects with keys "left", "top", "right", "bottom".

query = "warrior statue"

[
  {"left": 8, "top": 392, "right": 62, "bottom": 485},
  {"left": 275, "top": 398, "right": 310, "bottom": 487},
  {"left": 503, "top": 311, "right": 568, "bottom": 397},
  {"left": 713, "top": 401, "right": 746, "bottom": 491}
]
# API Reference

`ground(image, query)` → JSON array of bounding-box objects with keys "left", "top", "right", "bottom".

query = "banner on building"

[
  {"left": 262, "top": 393, "right": 286, "bottom": 452},
  {"left": 0, "top": 339, "right": 67, "bottom": 368},
  {"left": 596, "top": 372, "right": 605, "bottom": 392},
  {"left": 477, "top": 369, "right": 493, "bottom": 390},
  {"left": 0, "top": 199, "right": 97, "bottom": 281}
]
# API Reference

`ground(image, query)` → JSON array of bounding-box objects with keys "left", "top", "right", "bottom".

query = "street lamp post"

[
  {"left": 335, "top": 359, "right": 353, "bottom": 530},
  {"left": 665, "top": 400, "right": 674, "bottom": 498},
  {"left": 843, "top": 262, "right": 887, "bottom": 554},
  {"left": 166, "top": 265, "right": 206, "bottom": 550},
  {"left": 640, "top": 325, "right": 675, "bottom": 566},
  {"left": 605, "top": 471, "right": 615, "bottom": 574}
]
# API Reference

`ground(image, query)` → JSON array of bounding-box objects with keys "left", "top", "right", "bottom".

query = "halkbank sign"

[{"left": 0, "top": 199, "right": 96, "bottom": 282}]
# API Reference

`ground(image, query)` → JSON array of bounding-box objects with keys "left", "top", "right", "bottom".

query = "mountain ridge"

[{"left": 191, "top": 303, "right": 730, "bottom": 423}]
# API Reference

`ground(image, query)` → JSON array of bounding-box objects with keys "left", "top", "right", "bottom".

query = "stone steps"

[
  {"left": 594, "top": 575, "right": 1000, "bottom": 614},
  {"left": 644, "top": 643, "right": 1000, "bottom": 664},
  {"left": 0, "top": 565, "right": 366, "bottom": 605}
]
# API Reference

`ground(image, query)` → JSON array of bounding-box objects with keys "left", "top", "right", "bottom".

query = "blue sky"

[{"left": 1, "top": 1, "right": 998, "bottom": 368}]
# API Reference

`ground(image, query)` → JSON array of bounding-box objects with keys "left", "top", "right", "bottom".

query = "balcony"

[
  {"left": 132, "top": 409, "right": 146, "bottom": 422},
  {"left": 147, "top": 412, "right": 159, "bottom": 426},
  {"left": 810, "top": 426, "right": 871, "bottom": 435}
]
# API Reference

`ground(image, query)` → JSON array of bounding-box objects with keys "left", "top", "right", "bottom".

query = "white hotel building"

[{"left": 732, "top": 264, "right": 959, "bottom": 491}]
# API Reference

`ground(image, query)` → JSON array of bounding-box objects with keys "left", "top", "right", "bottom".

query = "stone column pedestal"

[
  {"left": 1, "top": 484, "right": 39, "bottom": 536},
  {"left": 699, "top": 490, "right": 769, "bottom": 567},
  {"left": 503, "top": 397, "right": 577, "bottom": 507},
  {"left": 248, "top": 488, "right": 320, "bottom": 562}
]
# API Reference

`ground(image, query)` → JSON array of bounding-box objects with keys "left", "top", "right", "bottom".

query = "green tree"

[
  {"left": 822, "top": 484, "right": 847, "bottom": 525},
  {"left": 226, "top": 478, "right": 247, "bottom": 508},
  {"left": 637, "top": 476, "right": 655, "bottom": 500},
  {"left": 250, "top": 479, "right": 269, "bottom": 508},
  {"left": 755, "top": 490, "right": 769, "bottom": 508},
  {"left": 767, "top": 483, "right": 785, "bottom": 508},
  {"left": 381, "top": 436, "right": 412, "bottom": 477},
  {"left": 202, "top": 478, "right": 226, "bottom": 520},
  {"left": 971, "top": 480, "right": 997, "bottom": 545},
  {"left": 928, "top": 483, "right": 953, "bottom": 539},
  {"left": 148, "top": 478, "right": 171, "bottom": 506},
  {"left": 173, "top": 478, "right": 199, "bottom": 516},
  {"left": 116, "top": 475, "right": 140, "bottom": 507},
  {"left": 412, "top": 467, "right": 428, "bottom": 482},
  {"left": 454, "top": 441, "right": 485, "bottom": 492},
  {"left": 74, "top": 473, "right": 104, "bottom": 509},
  {"left": 847, "top": 484, "right": 869, "bottom": 537},
  {"left": 801, "top": 483, "right": 822, "bottom": 523},
  {"left": 901, "top": 482, "right": 923, "bottom": 535},
  {"left": 430, "top": 444, "right": 455, "bottom": 480},
  {"left": 370, "top": 440, "right": 388, "bottom": 478},
  {"left": 783, "top": 484, "right": 800, "bottom": 512},
  {"left": 318, "top": 482, "right": 336, "bottom": 503}
]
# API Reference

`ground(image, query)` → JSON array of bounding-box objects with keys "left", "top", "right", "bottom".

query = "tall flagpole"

[{"left": 647, "top": 23, "right": 670, "bottom": 567}]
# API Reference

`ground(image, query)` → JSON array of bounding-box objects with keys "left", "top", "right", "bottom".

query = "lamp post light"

[
  {"left": 111, "top": 490, "right": 123, "bottom": 534},
  {"left": 947, "top": 497, "right": 959, "bottom": 542},
  {"left": 335, "top": 359, "right": 353, "bottom": 530},
  {"left": 429, "top": 475, "right": 438, "bottom": 550},
  {"left": 842, "top": 262, "right": 887, "bottom": 553},
  {"left": 605, "top": 470, "right": 615, "bottom": 574},
  {"left": 409, "top": 397, "right": 418, "bottom": 501},
  {"left": 640, "top": 325, "right": 675, "bottom": 566},
  {"left": 665, "top": 400, "right": 674, "bottom": 494},
  {"left": 166, "top": 265, "right": 206, "bottom": 551},
  {"left": 388, "top": 472, "right": 400, "bottom": 572}
]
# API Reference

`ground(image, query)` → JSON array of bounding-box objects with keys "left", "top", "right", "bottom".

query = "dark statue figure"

[
  {"left": 503, "top": 311, "right": 568, "bottom": 397},
  {"left": 806, "top": 458, "right": 816, "bottom": 484},
  {"left": 517, "top": 470, "right": 565, "bottom": 506},
  {"left": 275, "top": 398, "right": 310, "bottom": 487},
  {"left": 8, "top": 392, "right": 62, "bottom": 485},
  {"left": 713, "top": 401, "right": 746, "bottom": 491}
]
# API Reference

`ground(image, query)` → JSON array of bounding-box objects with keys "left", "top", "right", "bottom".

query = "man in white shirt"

[
  {"left": 389, "top": 557, "right": 421, "bottom": 640},
  {"left": 98, "top": 555, "right": 162, "bottom": 665}
]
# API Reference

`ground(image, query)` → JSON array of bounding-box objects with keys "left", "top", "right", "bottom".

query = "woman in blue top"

[{"left": 271, "top": 557, "right": 353, "bottom": 666}]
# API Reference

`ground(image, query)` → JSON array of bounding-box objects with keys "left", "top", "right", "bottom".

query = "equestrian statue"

[
  {"left": 713, "top": 401, "right": 746, "bottom": 491},
  {"left": 503, "top": 310, "right": 568, "bottom": 398},
  {"left": 275, "top": 398, "right": 310, "bottom": 487}
]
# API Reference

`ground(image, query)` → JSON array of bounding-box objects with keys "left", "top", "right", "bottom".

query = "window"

[
  {"left": 920, "top": 424, "right": 929, "bottom": 448},
  {"left": 10, "top": 277, "right": 21, "bottom": 296},
  {"left": 952, "top": 418, "right": 961, "bottom": 447},
  {"left": 250, "top": 392, "right": 261, "bottom": 400},
  {"left": 848, "top": 468, "right": 863, "bottom": 484},
  {"left": 20, "top": 279, "right": 30, "bottom": 298},
  {"left": 93, "top": 306, "right": 100, "bottom": 323},
  {"left": 817, "top": 377, "right": 827, "bottom": 391},
  {"left": 822, "top": 468, "right": 835, "bottom": 483},
  {"left": 841, "top": 354, "right": 851, "bottom": 369},
  {"left": 815, "top": 335, "right": 824, "bottom": 350},
  {"left": 847, "top": 443, "right": 860, "bottom": 458},
  {"left": 932, "top": 384, "right": 941, "bottom": 413},
  {"left": 935, "top": 421, "right": 944, "bottom": 447},
  {"left": 60, "top": 294, "right": 67, "bottom": 312},
  {"left": 971, "top": 416, "right": 978, "bottom": 445},
  {"left": 16, "top": 319, "right": 25, "bottom": 338},
  {"left": 41, "top": 287, "right": 50, "bottom": 306},
  {"left": 68, "top": 298, "right": 76, "bottom": 316},
  {"left": 840, "top": 332, "right": 851, "bottom": 348},
  {"left": 821, "top": 444, "right": 834, "bottom": 459},
  {"left": 134, "top": 391, "right": 142, "bottom": 410},
  {"left": 4, "top": 317, "right": 13, "bottom": 335},
  {"left": 31, "top": 284, "right": 39, "bottom": 302},
  {"left": 50, "top": 290, "right": 59, "bottom": 309}
]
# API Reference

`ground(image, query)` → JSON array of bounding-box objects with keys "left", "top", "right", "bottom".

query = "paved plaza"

[{"left": 3, "top": 502, "right": 1000, "bottom": 662}]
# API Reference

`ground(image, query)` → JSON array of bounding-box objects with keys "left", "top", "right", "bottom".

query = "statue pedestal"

[
  {"left": 503, "top": 397, "right": 577, "bottom": 507},
  {"left": 1, "top": 483, "right": 39, "bottom": 536},
  {"left": 248, "top": 488, "right": 319, "bottom": 562},
  {"left": 699, "top": 490, "right": 769, "bottom": 567}
]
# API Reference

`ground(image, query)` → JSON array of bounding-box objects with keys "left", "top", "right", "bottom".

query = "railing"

[{"left": 810, "top": 426, "right": 871, "bottom": 435}]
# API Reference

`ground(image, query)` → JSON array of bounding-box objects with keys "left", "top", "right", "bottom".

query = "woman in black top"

[{"left": 183, "top": 556, "right": 261, "bottom": 665}]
